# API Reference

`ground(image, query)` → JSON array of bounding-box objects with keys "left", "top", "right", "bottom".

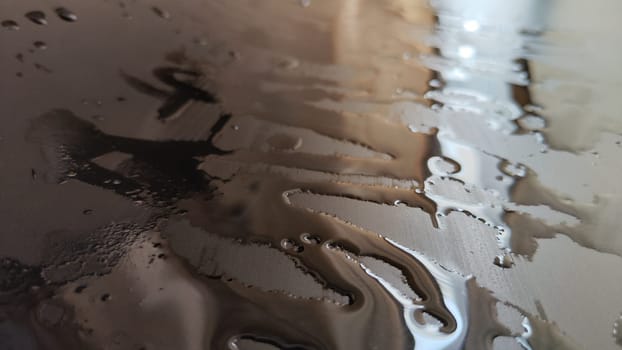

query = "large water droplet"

[
  {"left": 25, "top": 11, "right": 47, "bottom": 25},
  {"left": 1, "top": 20, "right": 19, "bottom": 30},
  {"left": 54, "top": 7, "right": 77, "bottom": 22}
]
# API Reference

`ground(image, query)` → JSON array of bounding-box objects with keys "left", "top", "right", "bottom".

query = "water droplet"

[
  {"left": 428, "top": 156, "right": 460, "bottom": 175},
  {"left": 499, "top": 160, "right": 527, "bottom": 177},
  {"left": 74, "top": 284, "right": 87, "bottom": 293},
  {"left": 280, "top": 239, "right": 295, "bottom": 250},
  {"left": 232, "top": 125, "right": 240, "bottom": 131},
  {"left": 100, "top": 293, "right": 111, "bottom": 301},
  {"left": 463, "top": 20, "right": 480, "bottom": 32},
  {"left": 428, "top": 79, "right": 441, "bottom": 88},
  {"left": 299, "top": 0, "right": 311, "bottom": 8},
  {"left": 152, "top": 6, "right": 170, "bottom": 19},
  {"left": 25, "top": 11, "right": 47, "bottom": 25},
  {"left": 33, "top": 41, "right": 47, "bottom": 50},
  {"left": 112, "top": 179, "right": 121, "bottom": 185},
  {"left": 279, "top": 57, "right": 299, "bottom": 70},
  {"left": 266, "top": 133, "right": 302, "bottom": 151},
  {"left": 82, "top": 209, "right": 93, "bottom": 215},
  {"left": 613, "top": 313, "right": 622, "bottom": 346},
  {"left": 1, "top": 20, "right": 19, "bottom": 30},
  {"left": 458, "top": 45, "right": 475, "bottom": 59},
  {"left": 66, "top": 171, "right": 77, "bottom": 177},
  {"left": 493, "top": 254, "right": 514, "bottom": 268},
  {"left": 517, "top": 114, "right": 546, "bottom": 130},
  {"left": 54, "top": 7, "right": 77, "bottom": 22},
  {"left": 300, "top": 233, "right": 321, "bottom": 245}
]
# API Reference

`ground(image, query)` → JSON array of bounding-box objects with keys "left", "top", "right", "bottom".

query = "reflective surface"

[{"left": 1, "top": 0, "right": 621, "bottom": 349}]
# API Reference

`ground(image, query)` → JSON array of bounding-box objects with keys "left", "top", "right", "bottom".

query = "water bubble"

[
  {"left": 428, "top": 156, "right": 460, "bottom": 175},
  {"left": 33, "top": 41, "right": 47, "bottom": 50},
  {"left": 25, "top": 11, "right": 47, "bottom": 25},
  {"left": 1, "top": 20, "right": 19, "bottom": 30},
  {"left": 493, "top": 254, "right": 514, "bottom": 268},
  {"left": 152, "top": 6, "right": 170, "bottom": 19},
  {"left": 299, "top": 0, "right": 311, "bottom": 7},
  {"left": 499, "top": 160, "right": 527, "bottom": 177},
  {"left": 300, "top": 233, "right": 321, "bottom": 245},
  {"left": 54, "top": 7, "right": 77, "bottom": 22},
  {"left": 517, "top": 114, "right": 546, "bottom": 130}
]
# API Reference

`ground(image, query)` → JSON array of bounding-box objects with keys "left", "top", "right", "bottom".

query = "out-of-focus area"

[{"left": 1, "top": 0, "right": 621, "bottom": 349}]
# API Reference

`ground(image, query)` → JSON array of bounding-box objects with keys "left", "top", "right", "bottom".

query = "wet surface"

[{"left": 1, "top": 0, "right": 621, "bottom": 349}]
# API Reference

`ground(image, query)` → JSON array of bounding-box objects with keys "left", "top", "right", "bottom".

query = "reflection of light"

[
  {"left": 458, "top": 45, "right": 475, "bottom": 59},
  {"left": 463, "top": 20, "right": 480, "bottom": 32}
]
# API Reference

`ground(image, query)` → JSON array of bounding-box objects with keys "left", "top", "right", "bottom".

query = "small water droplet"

[
  {"left": 493, "top": 254, "right": 514, "bottom": 268},
  {"left": 25, "top": 11, "right": 47, "bottom": 25},
  {"left": 299, "top": 0, "right": 311, "bottom": 7},
  {"left": 54, "top": 7, "right": 77, "bottom": 22},
  {"left": 281, "top": 239, "right": 295, "bottom": 250},
  {"left": 66, "top": 171, "right": 77, "bottom": 177},
  {"left": 428, "top": 156, "right": 460, "bottom": 175},
  {"left": 152, "top": 6, "right": 170, "bottom": 19},
  {"left": 517, "top": 114, "right": 546, "bottom": 130},
  {"left": 74, "top": 284, "right": 87, "bottom": 293},
  {"left": 31, "top": 168, "right": 37, "bottom": 180},
  {"left": 33, "top": 41, "right": 47, "bottom": 50},
  {"left": 499, "top": 160, "right": 527, "bottom": 177},
  {"left": 1, "top": 20, "right": 19, "bottom": 30},
  {"left": 613, "top": 313, "right": 622, "bottom": 346},
  {"left": 112, "top": 179, "right": 121, "bottom": 185},
  {"left": 267, "top": 133, "right": 302, "bottom": 151},
  {"left": 100, "top": 293, "right": 111, "bottom": 302},
  {"left": 428, "top": 79, "right": 441, "bottom": 88},
  {"left": 300, "top": 233, "right": 321, "bottom": 245},
  {"left": 82, "top": 209, "right": 93, "bottom": 215},
  {"left": 232, "top": 125, "right": 240, "bottom": 131},
  {"left": 279, "top": 57, "right": 299, "bottom": 70}
]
